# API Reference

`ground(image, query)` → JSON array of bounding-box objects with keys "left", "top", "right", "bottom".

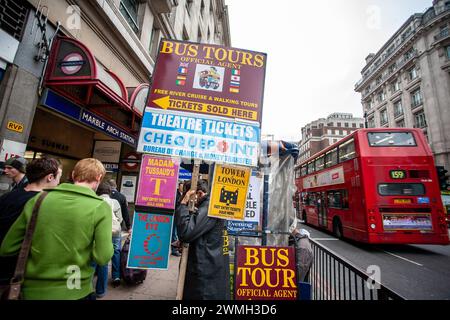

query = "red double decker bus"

[{"left": 295, "top": 128, "right": 449, "bottom": 245}]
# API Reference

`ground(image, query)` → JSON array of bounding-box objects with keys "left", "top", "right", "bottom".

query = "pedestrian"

[
  {"left": 175, "top": 179, "right": 230, "bottom": 300},
  {"left": 108, "top": 179, "right": 131, "bottom": 233},
  {"left": 290, "top": 228, "right": 313, "bottom": 283},
  {"left": 3, "top": 156, "right": 28, "bottom": 191},
  {"left": 0, "top": 157, "right": 62, "bottom": 291},
  {"left": 0, "top": 158, "right": 113, "bottom": 300},
  {"left": 93, "top": 181, "right": 123, "bottom": 297},
  {"left": 171, "top": 182, "right": 184, "bottom": 257}
]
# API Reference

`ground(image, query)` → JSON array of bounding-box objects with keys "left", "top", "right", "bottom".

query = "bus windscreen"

[{"left": 368, "top": 132, "right": 416, "bottom": 147}]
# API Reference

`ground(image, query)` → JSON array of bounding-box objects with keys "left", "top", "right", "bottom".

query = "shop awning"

[{"left": 44, "top": 36, "right": 148, "bottom": 133}]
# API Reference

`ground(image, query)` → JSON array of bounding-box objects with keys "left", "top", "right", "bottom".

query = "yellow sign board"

[
  {"left": 208, "top": 164, "right": 251, "bottom": 221},
  {"left": 6, "top": 121, "right": 24, "bottom": 133}
]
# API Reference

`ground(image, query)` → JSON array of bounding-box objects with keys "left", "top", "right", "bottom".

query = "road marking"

[
  {"left": 312, "top": 238, "right": 339, "bottom": 241},
  {"left": 381, "top": 250, "right": 423, "bottom": 267}
]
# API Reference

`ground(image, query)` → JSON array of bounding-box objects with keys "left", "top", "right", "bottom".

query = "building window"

[
  {"left": 446, "top": 46, "right": 450, "bottom": 59},
  {"left": 380, "top": 109, "right": 388, "bottom": 126},
  {"left": 120, "top": 0, "right": 139, "bottom": 34},
  {"left": 391, "top": 80, "right": 400, "bottom": 93},
  {"left": 408, "top": 67, "right": 418, "bottom": 81},
  {"left": 337, "top": 122, "right": 341, "bottom": 127},
  {"left": 352, "top": 123, "right": 356, "bottom": 128},
  {"left": 411, "top": 89, "right": 423, "bottom": 108},
  {"left": 414, "top": 111, "right": 427, "bottom": 129},
  {"left": 149, "top": 26, "right": 160, "bottom": 58},
  {"left": 186, "top": 0, "right": 194, "bottom": 15},
  {"left": 394, "top": 100, "right": 403, "bottom": 118},
  {"left": 344, "top": 123, "right": 348, "bottom": 128},
  {"left": 396, "top": 119, "right": 405, "bottom": 128},
  {"left": 377, "top": 91, "right": 386, "bottom": 102},
  {"left": 368, "top": 117, "right": 375, "bottom": 128}
]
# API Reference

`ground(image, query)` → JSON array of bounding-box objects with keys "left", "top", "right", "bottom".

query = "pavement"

[{"left": 98, "top": 233, "right": 182, "bottom": 300}]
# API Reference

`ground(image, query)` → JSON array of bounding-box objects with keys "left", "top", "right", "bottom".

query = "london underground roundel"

[{"left": 60, "top": 53, "right": 85, "bottom": 75}]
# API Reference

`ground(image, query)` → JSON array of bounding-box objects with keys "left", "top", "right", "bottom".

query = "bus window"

[
  {"left": 378, "top": 183, "right": 425, "bottom": 196},
  {"left": 339, "top": 139, "right": 355, "bottom": 162},
  {"left": 301, "top": 165, "right": 307, "bottom": 176},
  {"left": 316, "top": 155, "right": 325, "bottom": 171},
  {"left": 295, "top": 169, "right": 301, "bottom": 179},
  {"left": 327, "top": 190, "right": 348, "bottom": 209},
  {"left": 368, "top": 132, "right": 416, "bottom": 147},
  {"left": 325, "top": 148, "right": 338, "bottom": 168},
  {"left": 307, "top": 161, "right": 315, "bottom": 174}
]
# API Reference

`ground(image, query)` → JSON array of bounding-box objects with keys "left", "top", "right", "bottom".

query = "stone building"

[
  {"left": 354, "top": 0, "right": 450, "bottom": 169},
  {"left": 0, "top": 0, "right": 230, "bottom": 193},
  {"left": 297, "top": 113, "right": 365, "bottom": 164}
]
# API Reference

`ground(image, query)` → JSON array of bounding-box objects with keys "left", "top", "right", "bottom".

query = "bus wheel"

[
  {"left": 333, "top": 218, "right": 343, "bottom": 239},
  {"left": 302, "top": 211, "right": 307, "bottom": 224}
]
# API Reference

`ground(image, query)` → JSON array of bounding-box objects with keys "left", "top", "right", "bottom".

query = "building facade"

[
  {"left": 297, "top": 113, "right": 365, "bottom": 164},
  {"left": 0, "top": 0, "right": 230, "bottom": 194},
  {"left": 355, "top": 0, "right": 450, "bottom": 170}
]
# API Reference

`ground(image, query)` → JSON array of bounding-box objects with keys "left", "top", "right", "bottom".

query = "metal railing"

[{"left": 308, "top": 239, "right": 405, "bottom": 300}]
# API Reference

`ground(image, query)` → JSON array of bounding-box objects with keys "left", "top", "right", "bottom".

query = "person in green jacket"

[{"left": 0, "top": 158, "right": 113, "bottom": 300}]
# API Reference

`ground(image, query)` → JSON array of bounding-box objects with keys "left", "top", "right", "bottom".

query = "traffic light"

[{"left": 436, "top": 166, "right": 449, "bottom": 190}]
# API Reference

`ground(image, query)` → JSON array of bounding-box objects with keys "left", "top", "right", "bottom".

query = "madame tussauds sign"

[{"left": 235, "top": 246, "right": 298, "bottom": 300}]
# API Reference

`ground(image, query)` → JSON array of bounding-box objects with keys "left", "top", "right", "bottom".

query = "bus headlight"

[{"left": 370, "top": 224, "right": 376, "bottom": 230}]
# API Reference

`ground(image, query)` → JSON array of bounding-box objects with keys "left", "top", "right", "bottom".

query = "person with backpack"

[
  {"left": 0, "top": 158, "right": 113, "bottom": 300},
  {"left": 93, "top": 181, "right": 123, "bottom": 297},
  {"left": 0, "top": 157, "right": 62, "bottom": 294}
]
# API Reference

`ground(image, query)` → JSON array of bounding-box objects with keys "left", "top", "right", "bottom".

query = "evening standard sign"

[
  {"left": 147, "top": 39, "right": 267, "bottom": 124},
  {"left": 137, "top": 109, "right": 260, "bottom": 167}
]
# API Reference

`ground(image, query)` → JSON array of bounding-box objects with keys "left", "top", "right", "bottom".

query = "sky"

[{"left": 226, "top": 0, "right": 433, "bottom": 142}]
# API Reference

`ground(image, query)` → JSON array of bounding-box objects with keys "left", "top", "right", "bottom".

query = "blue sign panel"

[
  {"left": 227, "top": 221, "right": 259, "bottom": 236},
  {"left": 41, "top": 89, "right": 137, "bottom": 147},
  {"left": 104, "top": 163, "right": 119, "bottom": 172},
  {"left": 417, "top": 197, "right": 430, "bottom": 204},
  {"left": 127, "top": 212, "right": 172, "bottom": 270},
  {"left": 138, "top": 109, "right": 260, "bottom": 167},
  {"left": 178, "top": 168, "right": 192, "bottom": 180}
]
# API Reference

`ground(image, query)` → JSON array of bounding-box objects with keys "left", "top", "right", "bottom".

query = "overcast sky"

[{"left": 226, "top": 0, "right": 432, "bottom": 142}]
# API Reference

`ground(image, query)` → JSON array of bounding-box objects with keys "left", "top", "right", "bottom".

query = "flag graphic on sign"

[
  {"left": 176, "top": 63, "right": 189, "bottom": 86},
  {"left": 230, "top": 69, "right": 241, "bottom": 93}
]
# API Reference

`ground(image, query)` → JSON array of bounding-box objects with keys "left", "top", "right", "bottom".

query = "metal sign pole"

[{"left": 175, "top": 160, "right": 200, "bottom": 300}]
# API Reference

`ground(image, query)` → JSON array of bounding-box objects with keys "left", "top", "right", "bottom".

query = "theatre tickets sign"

[{"left": 137, "top": 40, "right": 267, "bottom": 167}]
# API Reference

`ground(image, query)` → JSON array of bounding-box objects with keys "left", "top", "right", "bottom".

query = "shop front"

[{"left": 26, "top": 36, "right": 149, "bottom": 204}]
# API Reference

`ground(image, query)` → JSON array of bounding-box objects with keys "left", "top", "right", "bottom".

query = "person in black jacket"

[
  {"left": 175, "top": 179, "right": 230, "bottom": 300},
  {"left": 3, "top": 156, "right": 28, "bottom": 191},
  {"left": 108, "top": 179, "right": 131, "bottom": 232}
]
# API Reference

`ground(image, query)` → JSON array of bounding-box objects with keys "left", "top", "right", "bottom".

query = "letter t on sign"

[{"left": 150, "top": 178, "right": 168, "bottom": 196}]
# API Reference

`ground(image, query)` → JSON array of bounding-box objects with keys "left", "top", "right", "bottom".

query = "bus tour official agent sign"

[
  {"left": 137, "top": 39, "right": 266, "bottom": 167},
  {"left": 235, "top": 246, "right": 298, "bottom": 300},
  {"left": 135, "top": 154, "right": 180, "bottom": 209},
  {"left": 127, "top": 212, "right": 173, "bottom": 270},
  {"left": 209, "top": 164, "right": 251, "bottom": 221}
]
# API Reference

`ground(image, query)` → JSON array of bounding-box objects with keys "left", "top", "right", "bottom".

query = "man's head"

[
  {"left": 72, "top": 158, "right": 105, "bottom": 191},
  {"left": 96, "top": 181, "right": 112, "bottom": 196},
  {"left": 196, "top": 179, "right": 209, "bottom": 200},
  {"left": 26, "top": 157, "right": 62, "bottom": 188},
  {"left": 4, "top": 156, "right": 27, "bottom": 183},
  {"left": 178, "top": 182, "right": 184, "bottom": 193},
  {"left": 108, "top": 179, "right": 117, "bottom": 189}
]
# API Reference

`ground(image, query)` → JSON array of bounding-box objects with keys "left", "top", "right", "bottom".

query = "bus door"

[{"left": 317, "top": 192, "right": 328, "bottom": 228}]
